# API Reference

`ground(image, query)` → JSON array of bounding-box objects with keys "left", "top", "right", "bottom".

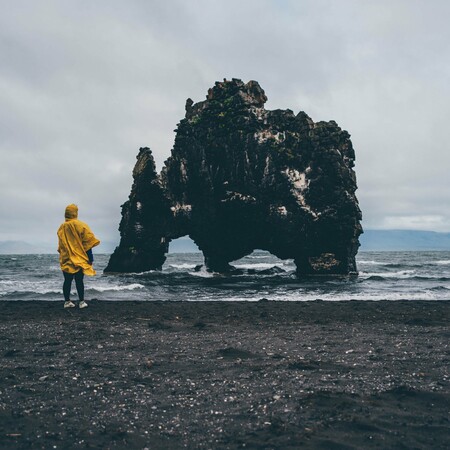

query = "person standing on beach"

[{"left": 57, "top": 204, "right": 100, "bottom": 309}]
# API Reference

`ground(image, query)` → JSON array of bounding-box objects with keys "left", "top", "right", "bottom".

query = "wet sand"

[{"left": 0, "top": 300, "right": 449, "bottom": 449}]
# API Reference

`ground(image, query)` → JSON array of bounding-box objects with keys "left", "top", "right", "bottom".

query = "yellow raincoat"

[{"left": 57, "top": 204, "right": 100, "bottom": 276}]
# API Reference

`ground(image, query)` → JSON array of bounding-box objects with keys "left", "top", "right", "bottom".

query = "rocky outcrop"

[{"left": 106, "top": 79, "right": 362, "bottom": 275}]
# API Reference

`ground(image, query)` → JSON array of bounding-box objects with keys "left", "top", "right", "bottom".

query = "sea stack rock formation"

[{"left": 106, "top": 79, "right": 362, "bottom": 275}]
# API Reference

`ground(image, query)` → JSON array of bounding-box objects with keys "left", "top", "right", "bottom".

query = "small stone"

[{"left": 145, "top": 358, "right": 153, "bottom": 369}]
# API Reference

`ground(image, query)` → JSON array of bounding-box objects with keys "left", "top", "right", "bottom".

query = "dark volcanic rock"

[{"left": 106, "top": 79, "right": 362, "bottom": 275}]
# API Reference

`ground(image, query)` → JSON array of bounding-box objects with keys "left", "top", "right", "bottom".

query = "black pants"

[{"left": 63, "top": 271, "right": 84, "bottom": 302}]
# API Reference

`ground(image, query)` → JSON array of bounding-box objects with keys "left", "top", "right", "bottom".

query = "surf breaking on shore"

[{"left": 1, "top": 251, "right": 450, "bottom": 302}]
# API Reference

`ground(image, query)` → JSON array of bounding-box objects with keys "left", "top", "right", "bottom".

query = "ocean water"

[{"left": 0, "top": 251, "right": 449, "bottom": 302}]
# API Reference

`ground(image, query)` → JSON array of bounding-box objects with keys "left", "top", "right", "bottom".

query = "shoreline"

[{"left": 1, "top": 300, "right": 449, "bottom": 449}]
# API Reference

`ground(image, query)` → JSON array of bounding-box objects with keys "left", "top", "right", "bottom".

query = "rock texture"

[{"left": 106, "top": 79, "right": 362, "bottom": 275}]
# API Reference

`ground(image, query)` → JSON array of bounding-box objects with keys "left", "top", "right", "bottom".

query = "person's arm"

[
  {"left": 81, "top": 223, "right": 100, "bottom": 250},
  {"left": 86, "top": 248, "right": 94, "bottom": 264}
]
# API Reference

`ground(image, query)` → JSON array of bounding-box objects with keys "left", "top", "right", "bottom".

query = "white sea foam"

[
  {"left": 188, "top": 270, "right": 216, "bottom": 278},
  {"left": 269, "top": 289, "right": 449, "bottom": 302},
  {"left": 0, "top": 279, "right": 145, "bottom": 296},
  {"left": 234, "top": 263, "right": 283, "bottom": 270},
  {"left": 357, "top": 260, "right": 390, "bottom": 265},
  {"left": 435, "top": 260, "right": 450, "bottom": 265},
  {"left": 246, "top": 254, "right": 282, "bottom": 260},
  {"left": 127, "top": 270, "right": 157, "bottom": 276},
  {"left": 195, "top": 289, "right": 450, "bottom": 302},
  {"left": 0, "top": 287, "right": 61, "bottom": 296},
  {"left": 89, "top": 283, "right": 145, "bottom": 292},
  {"left": 359, "top": 270, "right": 416, "bottom": 279},
  {"left": 169, "top": 263, "right": 197, "bottom": 269},
  {"left": 33, "top": 289, "right": 62, "bottom": 295},
  {"left": 187, "top": 262, "right": 290, "bottom": 274},
  {"left": 0, "top": 280, "right": 60, "bottom": 295}
]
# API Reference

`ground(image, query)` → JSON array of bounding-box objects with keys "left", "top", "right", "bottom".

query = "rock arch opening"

[{"left": 167, "top": 236, "right": 200, "bottom": 254}]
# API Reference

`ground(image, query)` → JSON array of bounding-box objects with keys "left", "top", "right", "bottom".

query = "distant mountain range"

[
  {"left": 359, "top": 230, "right": 450, "bottom": 251},
  {"left": 0, "top": 241, "right": 51, "bottom": 254},
  {"left": 1, "top": 230, "right": 450, "bottom": 254},
  {"left": 169, "top": 231, "right": 450, "bottom": 252},
  {"left": 0, "top": 240, "right": 118, "bottom": 255}
]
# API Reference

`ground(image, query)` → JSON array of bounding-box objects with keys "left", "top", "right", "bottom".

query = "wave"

[
  {"left": 360, "top": 270, "right": 416, "bottom": 279},
  {"left": 357, "top": 260, "right": 391, "bottom": 265},
  {"left": 88, "top": 283, "right": 145, "bottom": 292},
  {"left": 122, "top": 270, "right": 158, "bottom": 277},
  {"left": 365, "top": 275, "right": 386, "bottom": 281},
  {"left": 169, "top": 263, "right": 198, "bottom": 269},
  {"left": 0, "top": 280, "right": 60, "bottom": 295},
  {"left": 430, "top": 285, "right": 450, "bottom": 291},
  {"left": 241, "top": 252, "right": 286, "bottom": 260},
  {"left": 268, "top": 290, "right": 450, "bottom": 302},
  {"left": 0, "top": 289, "right": 62, "bottom": 297},
  {"left": 234, "top": 263, "right": 287, "bottom": 270},
  {"left": 361, "top": 272, "right": 450, "bottom": 282},
  {"left": 210, "top": 289, "right": 450, "bottom": 302},
  {"left": 2, "top": 252, "right": 450, "bottom": 303},
  {"left": 189, "top": 271, "right": 215, "bottom": 278},
  {"left": 411, "top": 276, "right": 450, "bottom": 282},
  {"left": 0, "top": 280, "right": 145, "bottom": 296}
]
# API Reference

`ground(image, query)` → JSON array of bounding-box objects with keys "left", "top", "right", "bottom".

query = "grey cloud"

[{"left": 0, "top": 0, "right": 449, "bottom": 247}]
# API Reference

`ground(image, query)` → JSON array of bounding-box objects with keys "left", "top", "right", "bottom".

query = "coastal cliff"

[{"left": 106, "top": 79, "right": 362, "bottom": 275}]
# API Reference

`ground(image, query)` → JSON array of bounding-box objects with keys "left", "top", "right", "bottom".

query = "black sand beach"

[{"left": 0, "top": 300, "right": 449, "bottom": 449}]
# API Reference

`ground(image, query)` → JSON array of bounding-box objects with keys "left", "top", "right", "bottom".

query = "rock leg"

[{"left": 105, "top": 239, "right": 168, "bottom": 273}]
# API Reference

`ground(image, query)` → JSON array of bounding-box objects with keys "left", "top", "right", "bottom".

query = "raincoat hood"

[{"left": 65, "top": 204, "right": 78, "bottom": 220}]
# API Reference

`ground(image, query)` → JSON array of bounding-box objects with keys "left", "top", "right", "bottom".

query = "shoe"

[
  {"left": 64, "top": 301, "right": 76, "bottom": 309},
  {"left": 79, "top": 301, "right": 88, "bottom": 309}
]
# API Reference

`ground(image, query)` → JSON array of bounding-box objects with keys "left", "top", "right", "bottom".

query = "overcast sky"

[{"left": 1, "top": 0, "right": 449, "bottom": 249}]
